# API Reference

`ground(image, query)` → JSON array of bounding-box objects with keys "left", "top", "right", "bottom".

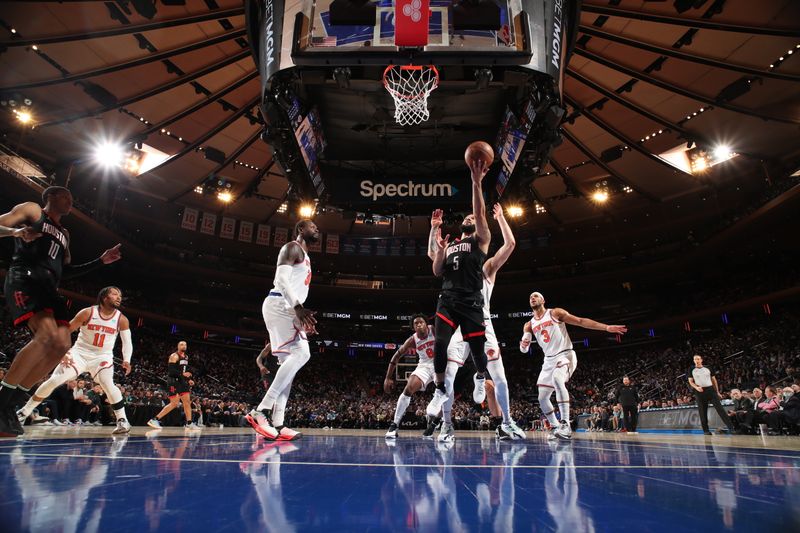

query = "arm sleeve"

[
  {"left": 120, "top": 329, "right": 133, "bottom": 363},
  {"left": 62, "top": 257, "right": 102, "bottom": 280},
  {"left": 274, "top": 264, "right": 301, "bottom": 308}
]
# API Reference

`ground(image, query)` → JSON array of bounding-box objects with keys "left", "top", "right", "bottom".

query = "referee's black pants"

[
  {"left": 622, "top": 404, "right": 638, "bottom": 432},
  {"left": 695, "top": 389, "right": 733, "bottom": 432}
]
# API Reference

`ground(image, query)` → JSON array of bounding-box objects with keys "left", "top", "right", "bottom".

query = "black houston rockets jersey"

[
  {"left": 441, "top": 235, "right": 486, "bottom": 297},
  {"left": 10, "top": 211, "right": 68, "bottom": 282}
]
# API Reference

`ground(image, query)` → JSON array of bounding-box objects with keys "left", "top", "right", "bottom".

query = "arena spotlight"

[
  {"left": 93, "top": 141, "right": 126, "bottom": 168},
  {"left": 506, "top": 205, "right": 523, "bottom": 218},
  {"left": 217, "top": 191, "right": 233, "bottom": 203},
  {"left": 15, "top": 110, "right": 32, "bottom": 124},
  {"left": 713, "top": 144, "right": 733, "bottom": 161},
  {"left": 299, "top": 204, "right": 315, "bottom": 218},
  {"left": 592, "top": 190, "right": 609, "bottom": 203}
]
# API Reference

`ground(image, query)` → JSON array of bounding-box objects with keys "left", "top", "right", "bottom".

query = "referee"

[
  {"left": 616, "top": 376, "right": 639, "bottom": 434},
  {"left": 688, "top": 354, "right": 734, "bottom": 435}
]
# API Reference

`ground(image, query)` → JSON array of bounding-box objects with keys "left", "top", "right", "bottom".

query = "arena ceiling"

[{"left": 1, "top": 0, "right": 799, "bottom": 237}]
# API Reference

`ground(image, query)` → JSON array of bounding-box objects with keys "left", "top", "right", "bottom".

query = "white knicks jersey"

[
  {"left": 530, "top": 309, "right": 573, "bottom": 358},
  {"left": 412, "top": 326, "right": 435, "bottom": 367},
  {"left": 73, "top": 306, "right": 121, "bottom": 356},
  {"left": 271, "top": 243, "right": 312, "bottom": 305}
]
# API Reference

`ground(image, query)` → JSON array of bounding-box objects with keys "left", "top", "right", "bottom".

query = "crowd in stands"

[{"left": 1, "top": 304, "right": 798, "bottom": 433}]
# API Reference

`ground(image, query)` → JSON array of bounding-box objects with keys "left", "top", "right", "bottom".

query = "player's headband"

[{"left": 531, "top": 292, "right": 544, "bottom": 302}]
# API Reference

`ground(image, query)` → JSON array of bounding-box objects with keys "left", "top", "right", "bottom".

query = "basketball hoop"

[{"left": 383, "top": 65, "right": 439, "bottom": 126}]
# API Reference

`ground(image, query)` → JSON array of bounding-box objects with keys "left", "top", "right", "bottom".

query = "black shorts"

[
  {"left": 168, "top": 377, "right": 190, "bottom": 398},
  {"left": 4, "top": 267, "right": 70, "bottom": 328},
  {"left": 435, "top": 292, "right": 485, "bottom": 339}
]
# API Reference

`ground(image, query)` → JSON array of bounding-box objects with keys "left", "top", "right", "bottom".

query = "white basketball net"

[{"left": 383, "top": 65, "right": 439, "bottom": 126}]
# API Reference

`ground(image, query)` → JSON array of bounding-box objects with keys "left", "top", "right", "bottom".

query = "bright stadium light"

[
  {"left": 592, "top": 190, "right": 609, "bottom": 203},
  {"left": 506, "top": 205, "right": 523, "bottom": 218},
  {"left": 299, "top": 204, "right": 315, "bottom": 218},
  {"left": 217, "top": 191, "right": 233, "bottom": 203},
  {"left": 713, "top": 144, "right": 733, "bottom": 161},
  {"left": 16, "top": 111, "right": 32, "bottom": 124},
  {"left": 93, "top": 142, "right": 126, "bottom": 168}
]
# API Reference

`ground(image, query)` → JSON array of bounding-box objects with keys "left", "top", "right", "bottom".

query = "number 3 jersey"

[
  {"left": 73, "top": 306, "right": 121, "bottom": 356},
  {"left": 529, "top": 309, "right": 573, "bottom": 358}
]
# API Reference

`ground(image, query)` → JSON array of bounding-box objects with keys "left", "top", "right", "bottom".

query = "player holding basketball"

[
  {"left": 0, "top": 186, "right": 121, "bottom": 436},
  {"left": 427, "top": 152, "right": 492, "bottom": 443},
  {"left": 246, "top": 219, "right": 320, "bottom": 441},
  {"left": 384, "top": 314, "right": 435, "bottom": 439},
  {"left": 17, "top": 286, "right": 133, "bottom": 435},
  {"left": 431, "top": 203, "right": 526, "bottom": 441},
  {"left": 520, "top": 292, "right": 627, "bottom": 440},
  {"left": 148, "top": 341, "right": 197, "bottom": 429}
]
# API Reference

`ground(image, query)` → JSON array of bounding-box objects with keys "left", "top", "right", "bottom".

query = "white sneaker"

[
  {"left": 111, "top": 418, "right": 131, "bottom": 435},
  {"left": 15, "top": 410, "right": 27, "bottom": 426},
  {"left": 472, "top": 374, "right": 486, "bottom": 403},
  {"left": 245, "top": 409, "right": 278, "bottom": 439},
  {"left": 547, "top": 428, "right": 559, "bottom": 441},
  {"left": 276, "top": 426, "right": 302, "bottom": 441},
  {"left": 385, "top": 422, "right": 399, "bottom": 439},
  {"left": 52, "top": 419, "right": 64, "bottom": 426},
  {"left": 185, "top": 422, "right": 200, "bottom": 430},
  {"left": 438, "top": 422, "right": 455, "bottom": 443},
  {"left": 556, "top": 421, "right": 572, "bottom": 440},
  {"left": 498, "top": 422, "right": 526, "bottom": 440},
  {"left": 426, "top": 388, "right": 449, "bottom": 417}
]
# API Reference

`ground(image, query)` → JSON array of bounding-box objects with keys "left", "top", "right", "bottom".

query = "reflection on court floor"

[{"left": 1, "top": 428, "right": 798, "bottom": 532}]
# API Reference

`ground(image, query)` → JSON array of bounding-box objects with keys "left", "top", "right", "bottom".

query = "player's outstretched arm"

[
  {"left": 431, "top": 227, "right": 450, "bottom": 277},
  {"left": 428, "top": 209, "right": 443, "bottom": 261},
  {"left": 68, "top": 308, "right": 93, "bottom": 333},
  {"left": 468, "top": 159, "right": 491, "bottom": 252},
  {"left": 519, "top": 321, "right": 533, "bottom": 352},
  {"left": 384, "top": 336, "right": 416, "bottom": 392},
  {"left": 0, "top": 202, "right": 42, "bottom": 241},
  {"left": 119, "top": 315, "right": 132, "bottom": 375},
  {"left": 484, "top": 203, "right": 516, "bottom": 281},
  {"left": 553, "top": 308, "right": 628, "bottom": 334},
  {"left": 256, "top": 343, "right": 271, "bottom": 375}
]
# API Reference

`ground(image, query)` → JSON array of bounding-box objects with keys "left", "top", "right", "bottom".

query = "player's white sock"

[
  {"left": 487, "top": 359, "right": 512, "bottom": 424},
  {"left": 554, "top": 377, "right": 570, "bottom": 422},
  {"left": 394, "top": 394, "right": 412, "bottom": 425},
  {"left": 258, "top": 343, "right": 310, "bottom": 412},
  {"left": 538, "top": 388, "right": 559, "bottom": 426},
  {"left": 114, "top": 407, "right": 127, "bottom": 421},
  {"left": 20, "top": 397, "right": 41, "bottom": 417}
]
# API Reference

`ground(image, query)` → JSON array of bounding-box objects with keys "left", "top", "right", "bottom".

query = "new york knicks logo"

[{"left": 403, "top": 0, "right": 422, "bottom": 22}]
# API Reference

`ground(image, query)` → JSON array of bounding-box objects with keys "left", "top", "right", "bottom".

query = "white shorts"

[
  {"left": 263, "top": 296, "right": 308, "bottom": 362},
  {"left": 537, "top": 350, "right": 578, "bottom": 388},
  {"left": 60, "top": 347, "right": 114, "bottom": 379},
  {"left": 446, "top": 321, "right": 501, "bottom": 367},
  {"left": 410, "top": 365, "right": 436, "bottom": 387}
]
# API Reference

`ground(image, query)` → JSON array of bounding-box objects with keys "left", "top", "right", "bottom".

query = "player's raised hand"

[
  {"left": 468, "top": 158, "right": 489, "bottom": 184},
  {"left": 606, "top": 325, "right": 628, "bottom": 335},
  {"left": 101, "top": 243, "right": 122, "bottom": 264},
  {"left": 492, "top": 203, "right": 505, "bottom": 221},
  {"left": 13, "top": 226, "right": 42, "bottom": 243},
  {"left": 122, "top": 361, "right": 132, "bottom": 375},
  {"left": 431, "top": 209, "right": 443, "bottom": 228},
  {"left": 435, "top": 227, "right": 451, "bottom": 251}
]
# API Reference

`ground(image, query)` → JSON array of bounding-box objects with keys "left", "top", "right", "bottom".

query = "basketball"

[{"left": 465, "top": 141, "right": 494, "bottom": 167}]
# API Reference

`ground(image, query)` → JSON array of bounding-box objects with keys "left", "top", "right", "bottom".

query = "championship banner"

[
  {"left": 274, "top": 227, "right": 288, "bottom": 247},
  {"left": 256, "top": 224, "right": 271, "bottom": 246},
  {"left": 326, "top": 234, "right": 339, "bottom": 254},
  {"left": 308, "top": 234, "right": 322, "bottom": 253},
  {"left": 238, "top": 221, "right": 254, "bottom": 243},
  {"left": 220, "top": 217, "right": 236, "bottom": 239},
  {"left": 181, "top": 207, "right": 199, "bottom": 230},
  {"left": 200, "top": 212, "right": 217, "bottom": 235}
]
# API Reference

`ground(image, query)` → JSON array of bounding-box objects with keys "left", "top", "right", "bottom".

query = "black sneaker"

[
  {"left": 1, "top": 407, "right": 24, "bottom": 437},
  {"left": 422, "top": 417, "right": 440, "bottom": 439}
]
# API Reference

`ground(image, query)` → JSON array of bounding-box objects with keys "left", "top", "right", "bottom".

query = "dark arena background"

[{"left": 1, "top": 1, "right": 799, "bottom": 531}]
